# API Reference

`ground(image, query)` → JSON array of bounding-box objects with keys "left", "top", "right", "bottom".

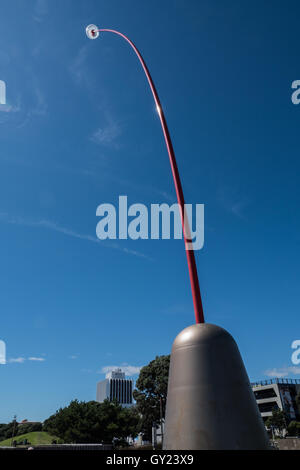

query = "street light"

[{"left": 86, "top": 24, "right": 270, "bottom": 450}]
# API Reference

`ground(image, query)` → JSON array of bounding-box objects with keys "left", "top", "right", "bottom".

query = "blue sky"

[{"left": 0, "top": 0, "right": 300, "bottom": 422}]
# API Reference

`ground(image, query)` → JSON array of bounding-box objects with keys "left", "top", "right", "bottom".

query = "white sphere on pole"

[{"left": 86, "top": 24, "right": 100, "bottom": 40}]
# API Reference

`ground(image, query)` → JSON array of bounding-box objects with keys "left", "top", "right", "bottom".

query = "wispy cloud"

[
  {"left": 217, "top": 186, "right": 249, "bottom": 220},
  {"left": 8, "top": 356, "right": 45, "bottom": 363},
  {"left": 152, "top": 188, "right": 174, "bottom": 203},
  {"left": 8, "top": 357, "right": 26, "bottom": 363},
  {"left": 69, "top": 46, "right": 90, "bottom": 87},
  {"left": 230, "top": 200, "right": 249, "bottom": 219},
  {"left": 82, "top": 166, "right": 174, "bottom": 203},
  {"left": 264, "top": 366, "right": 300, "bottom": 378},
  {"left": 31, "top": 87, "right": 47, "bottom": 116},
  {"left": 33, "top": 0, "right": 48, "bottom": 22},
  {"left": 0, "top": 75, "right": 46, "bottom": 127},
  {"left": 0, "top": 103, "right": 21, "bottom": 114},
  {"left": 69, "top": 354, "right": 79, "bottom": 360},
  {"left": 0, "top": 213, "right": 151, "bottom": 260},
  {"left": 100, "top": 364, "right": 142, "bottom": 378},
  {"left": 91, "top": 119, "right": 122, "bottom": 148},
  {"left": 17, "top": 86, "right": 47, "bottom": 128}
]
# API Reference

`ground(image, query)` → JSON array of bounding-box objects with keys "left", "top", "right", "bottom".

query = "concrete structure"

[
  {"left": 164, "top": 323, "right": 270, "bottom": 450},
  {"left": 251, "top": 378, "right": 300, "bottom": 423},
  {"left": 274, "top": 438, "right": 300, "bottom": 450},
  {"left": 96, "top": 368, "right": 133, "bottom": 407}
]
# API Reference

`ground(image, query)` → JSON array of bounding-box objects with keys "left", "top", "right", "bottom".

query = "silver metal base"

[{"left": 163, "top": 323, "right": 270, "bottom": 450}]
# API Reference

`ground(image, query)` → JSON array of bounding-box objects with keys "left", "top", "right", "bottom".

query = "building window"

[{"left": 258, "top": 402, "right": 279, "bottom": 413}]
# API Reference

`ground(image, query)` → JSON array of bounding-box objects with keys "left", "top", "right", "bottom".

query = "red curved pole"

[{"left": 98, "top": 29, "right": 205, "bottom": 324}]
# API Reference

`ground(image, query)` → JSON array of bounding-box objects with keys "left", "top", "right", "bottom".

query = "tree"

[
  {"left": 288, "top": 420, "right": 300, "bottom": 437},
  {"left": 0, "top": 422, "right": 15, "bottom": 441},
  {"left": 133, "top": 355, "right": 170, "bottom": 441},
  {"left": 17, "top": 422, "right": 42, "bottom": 436},
  {"left": 0, "top": 417, "right": 18, "bottom": 441},
  {"left": 43, "top": 399, "right": 140, "bottom": 444},
  {"left": 265, "top": 408, "right": 287, "bottom": 437}
]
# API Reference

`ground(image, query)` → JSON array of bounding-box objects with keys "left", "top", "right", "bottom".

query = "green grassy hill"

[{"left": 0, "top": 431, "right": 60, "bottom": 447}]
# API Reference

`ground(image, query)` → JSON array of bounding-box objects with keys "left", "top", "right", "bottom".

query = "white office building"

[{"left": 96, "top": 368, "right": 133, "bottom": 407}]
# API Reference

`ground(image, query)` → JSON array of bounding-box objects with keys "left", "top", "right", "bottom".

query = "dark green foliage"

[
  {"left": 133, "top": 355, "right": 170, "bottom": 441},
  {"left": 265, "top": 408, "right": 287, "bottom": 434},
  {"left": 0, "top": 417, "right": 18, "bottom": 441},
  {"left": 287, "top": 420, "right": 300, "bottom": 436},
  {"left": 43, "top": 399, "right": 140, "bottom": 444},
  {"left": 16, "top": 422, "right": 42, "bottom": 436},
  {"left": 0, "top": 423, "right": 14, "bottom": 441},
  {"left": 0, "top": 418, "right": 43, "bottom": 441}
]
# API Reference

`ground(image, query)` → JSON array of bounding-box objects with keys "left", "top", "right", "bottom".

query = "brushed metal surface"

[{"left": 164, "top": 323, "right": 270, "bottom": 449}]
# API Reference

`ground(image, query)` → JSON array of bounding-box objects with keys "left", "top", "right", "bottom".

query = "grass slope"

[{"left": 0, "top": 431, "right": 59, "bottom": 446}]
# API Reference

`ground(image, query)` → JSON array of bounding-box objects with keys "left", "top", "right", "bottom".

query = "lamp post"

[{"left": 86, "top": 24, "right": 270, "bottom": 450}]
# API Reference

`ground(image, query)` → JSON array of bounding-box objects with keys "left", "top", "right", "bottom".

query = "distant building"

[
  {"left": 96, "top": 368, "right": 133, "bottom": 407},
  {"left": 251, "top": 378, "right": 300, "bottom": 423},
  {"left": 18, "top": 419, "right": 40, "bottom": 425}
]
